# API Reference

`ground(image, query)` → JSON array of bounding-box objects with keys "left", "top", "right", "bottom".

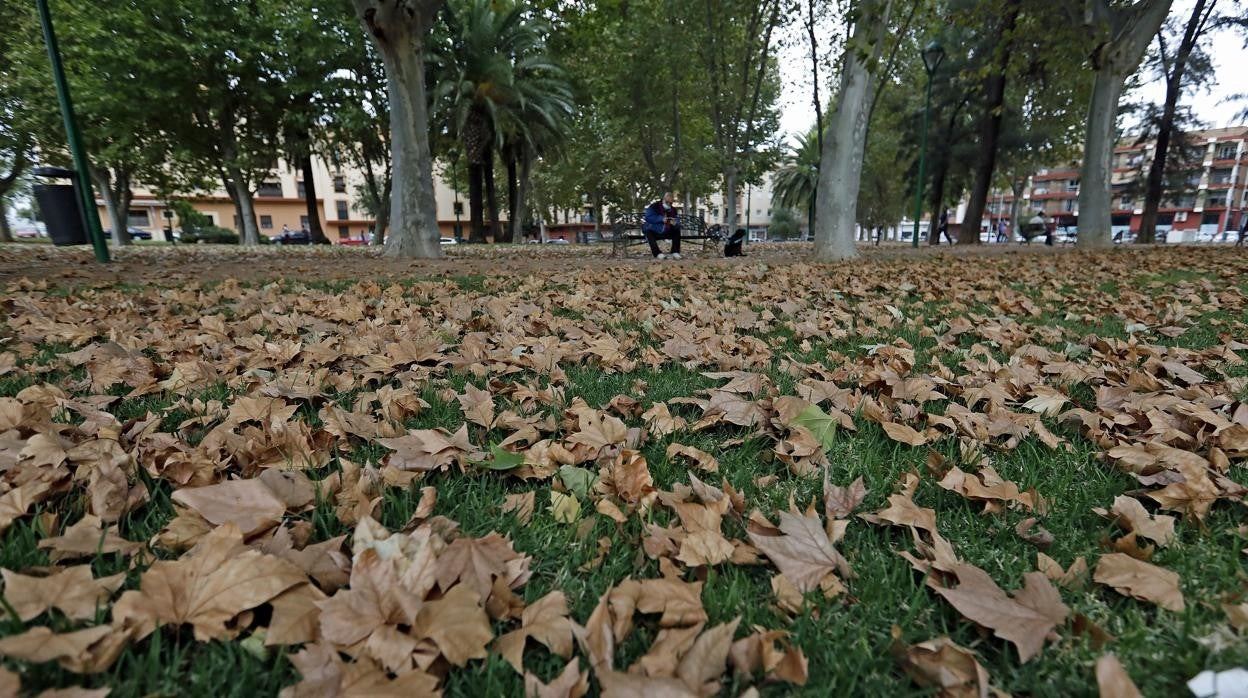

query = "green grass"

[{"left": 2, "top": 251, "right": 1247, "bottom": 696}]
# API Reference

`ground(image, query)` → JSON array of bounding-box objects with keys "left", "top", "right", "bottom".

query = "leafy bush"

[{"left": 180, "top": 226, "right": 239, "bottom": 245}]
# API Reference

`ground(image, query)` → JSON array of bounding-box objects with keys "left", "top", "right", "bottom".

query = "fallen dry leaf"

[
  {"left": 1093, "top": 553, "right": 1185, "bottom": 612},
  {"left": 112, "top": 523, "right": 306, "bottom": 640},
  {"left": 1, "top": 566, "right": 125, "bottom": 621},
  {"left": 170, "top": 478, "right": 287, "bottom": 537},
  {"left": 893, "top": 630, "right": 995, "bottom": 698},
  {"left": 748, "top": 508, "right": 851, "bottom": 593},
  {"left": 1095, "top": 653, "right": 1143, "bottom": 698},
  {"left": 495, "top": 590, "right": 574, "bottom": 672},
  {"left": 932, "top": 564, "right": 1069, "bottom": 663}
]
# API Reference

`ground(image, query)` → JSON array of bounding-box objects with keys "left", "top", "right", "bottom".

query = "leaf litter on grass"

[{"left": 0, "top": 245, "right": 1247, "bottom": 694}]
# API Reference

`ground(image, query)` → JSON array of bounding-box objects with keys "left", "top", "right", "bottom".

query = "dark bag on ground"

[{"left": 724, "top": 228, "right": 747, "bottom": 257}]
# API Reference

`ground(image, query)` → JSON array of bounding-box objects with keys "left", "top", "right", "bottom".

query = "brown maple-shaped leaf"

[
  {"left": 280, "top": 642, "right": 440, "bottom": 698},
  {"left": 605, "top": 449, "right": 655, "bottom": 505},
  {"left": 665, "top": 444, "right": 719, "bottom": 473},
  {"left": 170, "top": 478, "right": 287, "bottom": 537},
  {"left": 933, "top": 565, "right": 1069, "bottom": 663},
  {"left": 748, "top": 508, "right": 851, "bottom": 593},
  {"left": 112, "top": 523, "right": 307, "bottom": 641},
  {"left": 1096, "top": 653, "right": 1143, "bottom": 698},
  {"left": 1036, "top": 553, "right": 1089, "bottom": 591},
  {"left": 434, "top": 532, "right": 530, "bottom": 602},
  {"left": 0, "top": 625, "right": 114, "bottom": 665},
  {"left": 596, "top": 671, "right": 697, "bottom": 697},
  {"left": 675, "top": 618, "right": 740, "bottom": 697},
  {"left": 495, "top": 590, "right": 574, "bottom": 672},
  {"left": 503, "top": 491, "right": 536, "bottom": 524},
  {"left": 937, "top": 465, "right": 1038, "bottom": 513},
  {"left": 1015, "top": 517, "right": 1055, "bottom": 549},
  {"left": 882, "top": 421, "right": 927, "bottom": 447},
  {"left": 0, "top": 668, "right": 17, "bottom": 697},
  {"left": 1, "top": 565, "right": 124, "bottom": 621},
  {"left": 458, "top": 383, "right": 496, "bottom": 428},
  {"left": 1099, "top": 496, "right": 1176, "bottom": 547},
  {"left": 893, "top": 631, "right": 995, "bottom": 698},
  {"left": 824, "top": 474, "right": 868, "bottom": 520},
  {"left": 1093, "top": 553, "right": 1184, "bottom": 612},
  {"left": 524, "top": 658, "right": 589, "bottom": 698},
  {"left": 728, "top": 629, "right": 808, "bottom": 686},
  {"left": 0, "top": 481, "right": 52, "bottom": 535},
  {"left": 266, "top": 583, "right": 326, "bottom": 646},
  {"left": 37, "top": 514, "right": 144, "bottom": 562},
  {"left": 642, "top": 403, "right": 687, "bottom": 437},
  {"left": 412, "top": 583, "right": 494, "bottom": 666},
  {"left": 861, "top": 491, "right": 937, "bottom": 533},
  {"left": 571, "top": 587, "right": 616, "bottom": 673},
  {"left": 377, "top": 426, "right": 469, "bottom": 472}
]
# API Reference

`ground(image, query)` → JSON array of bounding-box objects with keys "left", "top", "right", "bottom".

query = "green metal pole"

[
  {"left": 36, "top": 0, "right": 110, "bottom": 263},
  {"left": 911, "top": 73, "right": 935, "bottom": 248}
]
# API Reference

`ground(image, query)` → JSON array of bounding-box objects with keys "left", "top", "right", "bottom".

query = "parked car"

[
  {"left": 545, "top": 238, "right": 570, "bottom": 245},
  {"left": 272, "top": 229, "right": 329, "bottom": 245},
  {"left": 104, "top": 227, "right": 152, "bottom": 240},
  {"left": 440, "top": 237, "right": 458, "bottom": 245}
]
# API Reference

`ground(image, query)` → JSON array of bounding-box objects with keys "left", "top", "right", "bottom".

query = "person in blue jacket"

[{"left": 643, "top": 192, "right": 682, "bottom": 259}]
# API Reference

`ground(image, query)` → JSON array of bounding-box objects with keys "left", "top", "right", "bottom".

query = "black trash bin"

[{"left": 32, "top": 167, "right": 88, "bottom": 246}]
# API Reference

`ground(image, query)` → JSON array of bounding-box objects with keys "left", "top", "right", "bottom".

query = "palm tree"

[
  {"left": 431, "top": 0, "right": 572, "bottom": 243},
  {"left": 771, "top": 127, "right": 820, "bottom": 235}
]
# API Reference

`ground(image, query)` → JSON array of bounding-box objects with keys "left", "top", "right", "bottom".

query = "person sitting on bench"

[{"left": 643, "top": 192, "right": 682, "bottom": 260}]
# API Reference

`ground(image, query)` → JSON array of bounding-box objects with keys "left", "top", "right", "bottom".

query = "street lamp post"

[
  {"left": 35, "top": 0, "right": 109, "bottom": 263},
  {"left": 911, "top": 41, "right": 945, "bottom": 248}
]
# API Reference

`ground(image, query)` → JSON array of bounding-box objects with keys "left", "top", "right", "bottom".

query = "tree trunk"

[
  {"left": 300, "top": 153, "right": 329, "bottom": 244},
  {"left": 1139, "top": 0, "right": 1209, "bottom": 244},
  {"left": 814, "top": 2, "right": 890, "bottom": 261},
  {"left": 92, "top": 168, "right": 132, "bottom": 246},
  {"left": 0, "top": 198, "right": 12, "bottom": 243},
  {"left": 927, "top": 162, "right": 947, "bottom": 245},
  {"left": 593, "top": 189, "right": 603, "bottom": 243},
  {"left": 224, "top": 169, "right": 261, "bottom": 246},
  {"left": 959, "top": 0, "right": 1021, "bottom": 245},
  {"left": 504, "top": 149, "right": 518, "bottom": 243},
  {"left": 355, "top": 0, "right": 444, "bottom": 259},
  {"left": 724, "top": 168, "right": 739, "bottom": 237},
  {"left": 1008, "top": 177, "right": 1025, "bottom": 242},
  {"left": 484, "top": 155, "right": 500, "bottom": 242},
  {"left": 374, "top": 175, "right": 392, "bottom": 245},
  {"left": 1077, "top": 0, "right": 1174, "bottom": 249},
  {"left": 468, "top": 162, "right": 485, "bottom": 243},
  {"left": 1076, "top": 70, "right": 1125, "bottom": 249},
  {"left": 516, "top": 153, "right": 532, "bottom": 242}
]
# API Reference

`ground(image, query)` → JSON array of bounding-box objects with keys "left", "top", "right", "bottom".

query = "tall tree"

[
  {"left": 814, "top": 0, "right": 897, "bottom": 260},
  {"left": 957, "top": 0, "right": 1022, "bottom": 244},
  {"left": 693, "top": 0, "right": 784, "bottom": 237},
  {"left": 353, "top": 0, "right": 445, "bottom": 258},
  {"left": 1072, "top": 0, "right": 1173, "bottom": 248},
  {"left": 1135, "top": 0, "right": 1219, "bottom": 243},
  {"left": 432, "top": 0, "right": 571, "bottom": 243}
]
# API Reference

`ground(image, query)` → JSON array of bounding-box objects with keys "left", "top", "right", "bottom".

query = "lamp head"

[{"left": 922, "top": 40, "right": 946, "bottom": 74}]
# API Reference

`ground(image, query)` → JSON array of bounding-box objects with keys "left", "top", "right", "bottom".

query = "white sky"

[{"left": 776, "top": 1, "right": 1247, "bottom": 143}]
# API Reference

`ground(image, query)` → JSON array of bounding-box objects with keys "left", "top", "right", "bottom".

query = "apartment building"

[
  {"left": 97, "top": 156, "right": 474, "bottom": 242},
  {"left": 957, "top": 125, "right": 1248, "bottom": 240}
]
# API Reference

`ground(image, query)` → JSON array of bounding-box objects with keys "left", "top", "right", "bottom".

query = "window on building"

[
  {"left": 1157, "top": 212, "right": 1175, "bottom": 225},
  {"left": 1202, "top": 212, "right": 1221, "bottom": 225},
  {"left": 453, "top": 201, "right": 464, "bottom": 215},
  {"left": 300, "top": 216, "right": 309, "bottom": 228},
  {"left": 296, "top": 181, "right": 306, "bottom": 199},
  {"left": 1120, "top": 195, "right": 1133, "bottom": 208},
  {"left": 338, "top": 225, "right": 349, "bottom": 239},
  {"left": 257, "top": 181, "right": 284, "bottom": 197},
  {"left": 1211, "top": 168, "right": 1233, "bottom": 184},
  {"left": 336, "top": 201, "right": 349, "bottom": 220},
  {"left": 1206, "top": 193, "right": 1227, "bottom": 207},
  {"left": 260, "top": 215, "right": 273, "bottom": 230},
  {"left": 126, "top": 209, "right": 150, "bottom": 227},
  {"left": 333, "top": 175, "right": 346, "bottom": 193},
  {"left": 1063, "top": 199, "right": 1076, "bottom": 212},
  {"left": 1065, "top": 179, "right": 1079, "bottom": 192},
  {"left": 1216, "top": 144, "right": 1237, "bottom": 160},
  {"left": 1177, "top": 195, "right": 1197, "bottom": 208}
]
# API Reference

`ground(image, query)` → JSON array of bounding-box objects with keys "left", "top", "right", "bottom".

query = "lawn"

[{"left": 0, "top": 243, "right": 1246, "bottom": 697}]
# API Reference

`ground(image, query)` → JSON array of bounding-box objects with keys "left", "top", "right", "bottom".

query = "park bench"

[{"left": 606, "top": 212, "right": 724, "bottom": 256}]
